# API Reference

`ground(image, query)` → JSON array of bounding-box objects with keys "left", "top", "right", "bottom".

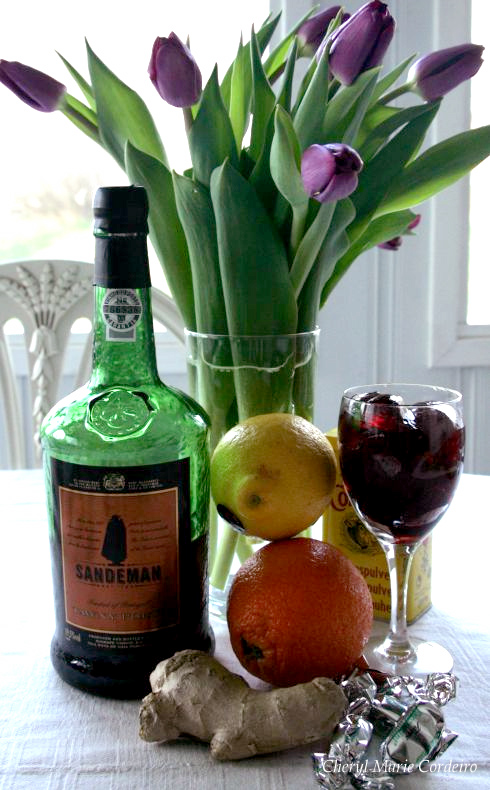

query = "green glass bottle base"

[{"left": 50, "top": 625, "right": 215, "bottom": 700}]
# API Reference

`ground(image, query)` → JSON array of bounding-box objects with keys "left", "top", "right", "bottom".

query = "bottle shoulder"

[
  {"left": 40, "top": 380, "right": 209, "bottom": 466},
  {"left": 163, "top": 383, "right": 210, "bottom": 427}
]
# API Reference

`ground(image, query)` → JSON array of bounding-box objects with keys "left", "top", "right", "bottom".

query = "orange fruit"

[
  {"left": 210, "top": 413, "right": 337, "bottom": 541},
  {"left": 227, "top": 537, "right": 373, "bottom": 687}
]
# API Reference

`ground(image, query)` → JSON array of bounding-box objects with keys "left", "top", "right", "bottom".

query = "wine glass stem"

[{"left": 380, "top": 540, "right": 418, "bottom": 661}]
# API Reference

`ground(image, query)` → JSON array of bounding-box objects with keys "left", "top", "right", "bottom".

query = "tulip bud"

[
  {"left": 408, "top": 44, "right": 484, "bottom": 102},
  {"left": 319, "top": 0, "right": 395, "bottom": 85},
  {"left": 0, "top": 60, "right": 66, "bottom": 112},
  {"left": 378, "top": 213, "right": 421, "bottom": 250},
  {"left": 297, "top": 6, "right": 349, "bottom": 57},
  {"left": 149, "top": 33, "right": 202, "bottom": 108},
  {"left": 378, "top": 236, "right": 402, "bottom": 250},
  {"left": 301, "top": 143, "right": 363, "bottom": 203}
]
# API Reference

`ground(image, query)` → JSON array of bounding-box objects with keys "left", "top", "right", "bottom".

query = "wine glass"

[{"left": 338, "top": 383, "right": 464, "bottom": 676}]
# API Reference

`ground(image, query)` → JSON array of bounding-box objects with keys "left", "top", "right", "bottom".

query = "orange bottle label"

[
  {"left": 50, "top": 459, "right": 190, "bottom": 643},
  {"left": 60, "top": 487, "right": 179, "bottom": 633}
]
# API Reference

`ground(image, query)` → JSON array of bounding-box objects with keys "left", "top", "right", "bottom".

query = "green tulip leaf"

[
  {"left": 248, "top": 30, "right": 277, "bottom": 164},
  {"left": 370, "top": 54, "right": 416, "bottom": 104},
  {"left": 63, "top": 93, "right": 97, "bottom": 127},
  {"left": 57, "top": 51, "right": 95, "bottom": 110},
  {"left": 297, "top": 198, "right": 355, "bottom": 328},
  {"left": 227, "top": 40, "right": 251, "bottom": 149},
  {"left": 293, "top": 44, "right": 331, "bottom": 150},
  {"left": 352, "top": 209, "right": 418, "bottom": 253},
  {"left": 322, "top": 67, "right": 381, "bottom": 143},
  {"left": 357, "top": 103, "right": 399, "bottom": 145},
  {"left": 188, "top": 66, "right": 239, "bottom": 187},
  {"left": 210, "top": 160, "right": 297, "bottom": 334},
  {"left": 124, "top": 141, "right": 195, "bottom": 329},
  {"left": 270, "top": 105, "right": 306, "bottom": 208},
  {"left": 359, "top": 103, "right": 438, "bottom": 162},
  {"left": 173, "top": 173, "right": 237, "bottom": 445},
  {"left": 291, "top": 58, "right": 317, "bottom": 117},
  {"left": 378, "top": 125, "right": 490, "bottom": 214},
  {"left": 172, "top": 173, "right": 228, "bottom": 335},
  {"left": 342, "top": 71, "right": 380, "bottom": 147},
  {"left": 255, "top": 11, "right": 283, "bottom": 53},
  {"left": 210, "top": 159, "right": 298, "bottom": 420},
  {"left": 350, "top": 101, "right": 439, "bottom": 238},
  {"left": 277, "top": 39, "right": 298, "bottom": 113},
  {"left": 264, "top": 6, "right": 315, "bottom": 78},
  {"left": 61, "top": 94, "right": 99, "bottom": 143},
  {"left": 248, "top": 113, "right": 278, "bottom": 212},
  {"left": 86, "top": 41, "right": 167, "bottom": 169},
  {"left": 320, "top": 209, "right": 418, "bottom": 306},
  {"left": 220, "top": 40, "right": 241, "bottom": 111},
  {"left": 221, "top": 12, "right": 281, "bottom": 108},
  {"left": 293, "top": 198, "right": 351, "bottom": 399},
  {"left": 320, "top": 198, "right": 357, "bottom": 282},
  {"left": 173, "top": 173, "right": 238, "bottom": 441},
  {"left": 290, "top": 201, "right": 336, "bottom": 297}
]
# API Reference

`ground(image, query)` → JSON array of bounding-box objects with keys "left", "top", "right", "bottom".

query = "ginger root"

[{"left": 139, "top": 649, "right": 346, "bottom": 761}]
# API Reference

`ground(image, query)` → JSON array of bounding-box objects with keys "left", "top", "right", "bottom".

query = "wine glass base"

[{"left": 362, "top": 635, "right": 453, "bottom": 678}]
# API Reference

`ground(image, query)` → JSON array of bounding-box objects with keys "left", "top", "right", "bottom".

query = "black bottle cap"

[
  {"left": 93, "top": 186, "right": 151, "bottom": 288},
  {"left": 93, "top": 185, "right": 149, "bottom": 234}
]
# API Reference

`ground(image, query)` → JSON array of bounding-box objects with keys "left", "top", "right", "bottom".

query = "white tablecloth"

[{"left": 1, "top": 470, "right": 489, "bottom": 789}]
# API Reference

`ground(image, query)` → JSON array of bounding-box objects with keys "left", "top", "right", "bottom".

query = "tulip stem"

[
  {"left": 378, "top": 82, "right": 411, "bottom": 105},
  {"left": 61, "top": 95, "right": 100, "bottom": 143},
  {"left": 268, "top": 62, "right": 286, "bottom": 86},
  {"left": 290, "top": 203, "right": 308, "bottom": 258},
  {"left": 182, "top": 106, "right": 194, "bottom": 134},
  {"left": 210, "top": 525, "right": 238, "bottom": 590}
]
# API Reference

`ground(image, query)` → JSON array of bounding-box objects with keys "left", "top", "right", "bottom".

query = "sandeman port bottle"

[{"left": 41, "top": 186, "right": 213, "bottom": 698}]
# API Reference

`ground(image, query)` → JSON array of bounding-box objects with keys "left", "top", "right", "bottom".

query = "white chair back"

[{"left": 0, "top": 259, "right": 185, "bottom": 468}]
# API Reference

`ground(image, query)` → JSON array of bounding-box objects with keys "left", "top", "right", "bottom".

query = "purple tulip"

[
  {"left": 378, "top": 235, "right": 403, "bottom": 250},
  {"left": 0, "top": 60, "right": 66, "bottom": 112},
  {"left": 408, "top": 44, "right": 484, "bottom": 102},
  {"left": 378, "top": 213, "right": 421, "bottom": 250},
  {"left": 301, "top": 143, "right": 363, "bottom": 203},
  {"left": 149, "top": 33, "right": 202, "bottom": 108},
  {"left": 297, "top": 6, "right": 349, "bottom": 57},
  {"left": 319, "top": 0, "right": 395, "bottom": 85}
]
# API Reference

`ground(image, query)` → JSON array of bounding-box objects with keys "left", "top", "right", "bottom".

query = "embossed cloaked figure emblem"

[{"left": 88, "top": 389, "right": 152, "bottom": 437}]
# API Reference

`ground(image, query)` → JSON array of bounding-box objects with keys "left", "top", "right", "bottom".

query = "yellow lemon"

[{"left": 210, "top": 413, "right": 337, "bottom": 541}]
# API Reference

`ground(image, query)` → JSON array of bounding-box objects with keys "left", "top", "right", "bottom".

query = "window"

[
  {"left": 0, "top": 0, "right": 269, "bottom": 290},
  {"left": 467, "top": 0, "right": 490, "bottom": 325},
  {"left": 418, "top": 0, "right": 490, "bottom": 368}
]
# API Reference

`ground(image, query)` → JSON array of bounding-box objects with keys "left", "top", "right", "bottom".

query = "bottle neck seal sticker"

[{"left": 102, "top": 288, "right": 142, "bottom": 341}]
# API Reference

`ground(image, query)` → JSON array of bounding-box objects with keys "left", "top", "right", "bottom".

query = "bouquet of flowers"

[{"left": 1, "top": 0, "right": 488, "bottom": 588}]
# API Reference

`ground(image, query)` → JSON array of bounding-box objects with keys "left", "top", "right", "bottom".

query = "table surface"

[{"left": 1, "top": 470, "right": 489, "bottom": 790}]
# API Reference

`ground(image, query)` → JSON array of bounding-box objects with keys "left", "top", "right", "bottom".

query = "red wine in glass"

[
  {"left": 338, "top": 384, "right": 464, "bottom": 676},
  {"left": 339, "top": 391, "right": 464, "bottom": 545}
]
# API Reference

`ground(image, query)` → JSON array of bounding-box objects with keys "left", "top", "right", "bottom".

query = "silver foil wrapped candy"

[{"left": 312, "top": 671, "right": 458, "bottom": 789}]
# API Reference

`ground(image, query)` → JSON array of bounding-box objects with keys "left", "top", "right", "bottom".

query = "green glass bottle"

[{"left": 41, "top": 185, "right": 214, "bottom": 699}]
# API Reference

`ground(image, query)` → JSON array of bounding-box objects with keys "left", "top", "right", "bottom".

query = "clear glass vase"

[{"left": 185, "top": 329, "right": 320, "bottom": 617}]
